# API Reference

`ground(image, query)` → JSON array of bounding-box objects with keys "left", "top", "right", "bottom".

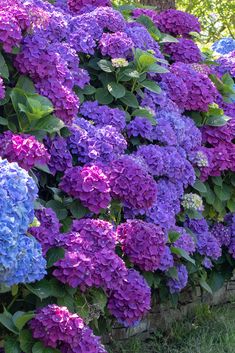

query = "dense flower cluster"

[
  {"left": 214, "top": 51, "right": 235, "bottom": 78},
  {"left": 107, "top": 269, "right": 151, "bottom": 327},
  {"left": 155, "top": 9, "right": 201, "bottom": 36},
  {"left": 212, "top": 38, "right": 235, "bottom": 55},
  {"left": 68, "top": 0, "right": 110, "bottom": 13},
  {"left": 173, "top": 227, "right": 196, "bottom": 254},
  {"left": 164, "top": 38, "right": 202, "bottom": 64},
  {"left": 59, "top": 165, "right": 111, "bottom": 213},
  {"left": 160, "top": 73, "right": 188, "bottom": 109},
  {"left": 181, "top": 193, "right": 204, "bottom": 211},
  {"left": 167, "top": 265, "right": 188, "bottom": 293},
  {"left": 117, "top": 220, "right": 166, "bottom": 271},
  {"left": 44, "top": 135, "right": 72, "bottom": 175},
  {"left": 0, "top": 131, "right": 50, "bottom": 171},
  {"left": 211, "top": 223, "right": 231, "bottom": 247},
  {"left": 0, "top": 158, "right": 46, "bottom": 285},
  {"left": 30, "top": 305, "right": 107, "bottom": 353},
  {"left": 107, "top": 156, "right": 157, "bottom": 210},
  {"left": 29, "top": 208, "right": 61, "bottom": 255},
  {"left": 99, "top": 31, "right": 133, "bottom": 58}
]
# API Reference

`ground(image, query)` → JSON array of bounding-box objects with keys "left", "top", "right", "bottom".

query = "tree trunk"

[{"left": 140, "top": 0, "right": 176, "bottom": 10}]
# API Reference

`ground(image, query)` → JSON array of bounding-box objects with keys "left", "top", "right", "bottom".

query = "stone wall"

[{"left": 106, "top": 275, "right": 235, "bottom": 342}]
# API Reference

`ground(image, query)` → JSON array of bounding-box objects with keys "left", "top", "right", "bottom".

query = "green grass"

[{"left": 107, "top": 304, "right": 235, "bottom": 353}]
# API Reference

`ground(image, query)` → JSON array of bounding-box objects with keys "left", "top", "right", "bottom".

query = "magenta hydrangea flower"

[
  {"left": 59, "top": 165, "right": 111, "bottom": 214},
  {"left": 202, "top": 119, "right": 235, "bottom": 146},
  {"left": 107, "top": 156, "right": 157, "bottom": 210},
  {"left": 0, "top": 131, "right": 50, "bottom": 171},
  {"left": 108, "top": 269, "right": 151, "bottom": 327},
  {"left": 68, "top": 0, "right": 111, "bottom": 13},
  {"left": 0, "top": 77, "right": 5, "bottom": 99},
  {"left": 160, "top": 72, "right": 188, "bottom": 109},
  {"left": 99, "top": 32, "right": 134, "bottom": 59},
  {"left": 29, "top": 304, "right": 107, "bottom": 353},
  {"left": 164, "top": 38, "right": 202, "bottom": 64},
  {"left": 171, "top": 62, "right": 217, "bottom": 111},
  {"left": 132, "top": 8, "right": 159, "bottom": 25},
  {"left": 167, "top": 264, "right": 188, "bottom": 293},
  {"left": 156, "top": 9, "right": 200, "bottom": 36},
  {"left": 29, "top": 208, "right": 61, "bottom": 256},
  {"left": 72, "top": 218, "right": 117, "bottom": 252},
  {"left": 117, "top": 220, "right": 166, "bottom": 271}
]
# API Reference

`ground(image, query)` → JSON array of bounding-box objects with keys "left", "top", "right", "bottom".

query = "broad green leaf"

[
  {"left": 25, "top": 280, "right": 53, "bottom": 300},
  {"left": 90, "top": 288, "right": 107, "bottom": 313},
  {"left": 138, "top": 53, "right": 156, "bottom": 69},
  {"left": 206, "top": 114, "right": 230, "bottom": 127},
  {"left": 0, "top": 308, "right": 18, "bottom": 334},
  {"left": 69, "top": 200, "right": 89, "bottom": 219},
  {"left": 167, "top": 266, "right": 179, "bottom": 280},
  {"left": 0, "top": 116, "right": 8, "bottom": 126},
  {"left": 168, "top": 231, "right": 181, "bottom": 243},
  {"left": 208, "top": 272, "right": 225, "bottom": 292},
  {"left": 107, "top": 82, "right": 126, "bottom": 99},
  {"left": 160, "top": 34, "right": 179, "bottom": 43},
  {"left": 46, "top": 200, "right": 68, "bottom": 220},
  {"left": 4, "top": 337, "right": 21, "bottom": 353},
  {"left": 204, "top": 183, "right": 216, "bottom": 205},
  {"left": 13, "top": 312, "right": 35, "bottom": 331},
  {"left": 227, "top": 199, "right": 235, "bottom": 212},
  {"left": 46, "top": 247, "right": 65, "bottom": 268},
  {"left": 132, "top": 108, "right": 154, "bottom": 118},
  {"left": 98, "top": 59, "right": 114, "bottom": 73},
  {"left": 141, "top": 80, "right": 162, "bottom": 94},
  {"left": 199, "top": 277, "right": 213, "bottom": 294},
  {"left": 211, "top": 176, "right": 223, "bottom": 186},
  {"left": 32, "top": 342, "right": 46, "bottom": 353},
  {"left": 31, "top": 115, "right": 64, "bottom": 134},
  {"left": 143, "top": 272, "right": 155, "bottom": 286},
  {"left": 82, "top": 85, "right": 96, "bottom": 95},
  {"left": 0, "top": 52, "right": 9, "bottom": 79},
  {"left": 119, "top": 91, "right": 139, "bottom": 108},
  {"left": 193, "top": 179, "right": 207, "bottom": 193},
  {"left": 16, "top": 76, "right": 36, "bottom": 93},
  {"left": 148, "top": 63, "right": 169, "bottom": 74},
  {"left": 214, "top": 185, "right": 231, "bottom": 201},
  {"left": 171, "top": 246, "right": 195, "bottom": 265},
  {"left": 95, "top": 88, "right": 113, "bottom": 104}
]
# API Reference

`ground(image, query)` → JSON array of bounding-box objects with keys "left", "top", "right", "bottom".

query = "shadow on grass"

[{"left": 107, "top": 304, "right": 235, "bottom": 353}]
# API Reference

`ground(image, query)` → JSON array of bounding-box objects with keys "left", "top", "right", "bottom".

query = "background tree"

[{"left": 140, "top": 0, "right": 176, "bottom": 10}]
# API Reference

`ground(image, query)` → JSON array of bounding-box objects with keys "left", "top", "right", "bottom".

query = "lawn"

[{"left": 108, "top": 304, "right": 235, "bottom": 353}]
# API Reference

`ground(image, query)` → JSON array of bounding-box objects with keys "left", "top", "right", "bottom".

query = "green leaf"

[
  {"left": 214, "top": 185, "right": 231, "bottom": 201},
  {"left": 25, "top": 280, "right": 53, "bottom": 301},
  {"left": 0, "top": 116, "right": 8, "bottom": 126},
  {"left": 213, "top": 197, "right": 225, "bottom": 213},
  {"left": 160, "top": 34, "right": 179, "bottom": 43},
  {"left": 141, "top": 80, "right": 161, "bottom": 94},
  {"left": 32, "top": 342, "right": 46, "bottom": 353},
  {"left": 0, "top": 308, "right": 18, "bottom": 334},
  {"left": 13, "top": 311, "right": 35, "bottom": 331},
  {"left": 16, "top": 76, "right": 36, "bottom": 93},
  {"left": 204, "top": 183, "right": 216, "bottom": 205},
  {"left": 206, "top": 114, "right": 230, "bottom": 127},
  {"left": 193, "top": 179, "right": 207, "bottom": 193},
  {"left": 90, "top": 288, "right": 107, "bottom": 314},
  {"left": 208, "top": 272, "right": 225, "bottom": 292},
  {"left": 4, "top": 337, "right": 21, "bottom": 353},
  {"left": 168, "top": 231, "right": 181, "bottom": 243},
  {"left": 95, "top": 88, "right": 113, "bottom": 104},
  {"left": 82, "top": 85, "right": 96, "bottom": 95},
  {"left": 167, "top": 266, "right": 178, "bottom": 280},
  {"left": 148, "top": 63, "right": 169, "bottom": 74},
  {"left": 69, "top": 200, "right": 89, "bottom": 219},
  {"left": 227, "top": 199, "right": 235, "bottom": 212},
  {"left": 107, "top": 82, "right": 126, "bottom": 99},
  {"left": 199, "top": 277, "right": 213, "bottom": 294},
  {"left": 211, "top": 176, "right": 223, "bottom": 186},
  {"left": 171, "top": 247, "right": 195, "bottom": 265},
  {"left": 98, "top": 59, "right": 114, "bottom": 73},
  {"left": 132, "top": 108, "right": 154, "bottom": 118},
  {"left": 46, "top": 200, "right": 68, "bottom": 220},
  {"left": 119, "top": 91, "right": 139, "bottom": 108},
  {"left": 46, "top": 247, "right": 65, "bottom": 268},
  {"left": 143, "top": 272, "right": 155, "bottom": 286},
  {"left": 138, "top": 53, "right": 156, "bottom": 69},
  {"left": 31, "top": 115, "right": 64, "bottom": 134},
  {"left": 0, "top": 52, "right": 9, "bottom": 79}
]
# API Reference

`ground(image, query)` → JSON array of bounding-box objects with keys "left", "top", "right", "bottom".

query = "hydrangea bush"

[{"left": 0, "top": 0, "right": 235, "bottom": 352}]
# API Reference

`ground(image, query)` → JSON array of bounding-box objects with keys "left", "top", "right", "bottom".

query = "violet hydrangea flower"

[
  {"left": 99, "top": 32, "right": 134, "bottom": 59},
  {"left": 0, "top": 77, "right": 5, "bottom": 99},
  {"left": 167, "top": 264, "right": 188, "bottom": 294},
  {"left": 117, "top": 220, "right": 166, "bottom": 271},
  {"left": 59, "top": 165, "right": 111, "bottom": 214},
  {"left": 164, "top": 38, "right": 202, "bottom": 64}
]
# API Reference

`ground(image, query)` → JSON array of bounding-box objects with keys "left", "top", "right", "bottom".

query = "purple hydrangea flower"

[
  {"left": 0, "top": 131, "right": 50, "bottom": 171},
  {"left": 29, "top": 304, "right": 107, "bottom": 353},
  {"left": 173, "top": 227, "right": 196, "bottom": 254},
  {"left": 93, "top": 6, "right": 126, "bottom": 32},
  {"left": 68, "top": 0, "right": 111, "bottom": 14},
  {"left": 127, "top": 117, "right": 154, "bottom": 140},
  {"left": 228, "top": 215, "right": 235, "bottom": 259},
  {"left": 80, "top": 101, "right": 126, "bottom": 131},
  {"left": 99, "top": 32, "right": 134, "bottom": 59},
  {"left": 59, "top": 165, "right": 111, "bottom": 214},
  {"left": 29, "top": 208, "right": 61, "bottom": 256},
  {"left": 211, "top": 223, "right": 231, "bottom": 247},
  {"left": 167, "top": 264, "right": 188, "bottom": 293},
  {"left": 132, "top": 8, "right": 159, "bottom": 24},
  {"left": 202, "top": 257, "right": 213, "bottom": 269},
  {"left": 108, "top": 269, "right": 151, "bottom": 327},
  {"left": 160, "top": 72, "right": 188, "bottom": 110},
  {"left": 158, "top": 246, "right": 174, "bottom": 272},
  {"left": 107, "top": 155, "right": 157, "bottom": 210},
  {"left": 164, "top": 38, "right": 202, "bottom": 64},
  {"left": 117, "top": 220, "right": 166, "bottom": 271},
  {"left": 156, "top": 9, "right": 200, "bottom": 36},
  {"left": 44, "top": 135, "right": 72, "bottom": 175}
]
